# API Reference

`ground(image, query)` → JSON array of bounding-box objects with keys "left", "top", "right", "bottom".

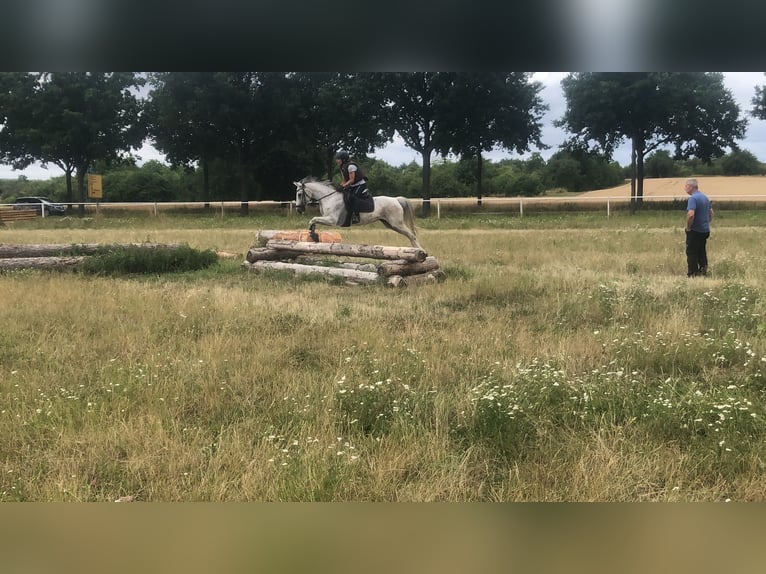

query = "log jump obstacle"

[
  {"left": 243, "top": 230, "right": 444, "bottom": 287},
  {"left": 0, "top": 243, "right": 185, "bottom": 271}
]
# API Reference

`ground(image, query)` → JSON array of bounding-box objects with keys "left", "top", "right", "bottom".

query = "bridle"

[{"left": 295, "top": 180, "right": 341, "bottom": 214}]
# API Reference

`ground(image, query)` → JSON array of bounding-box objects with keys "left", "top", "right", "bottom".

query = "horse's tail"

[{"left": 397, "top": 197, "right": 418, "bottom": 238}]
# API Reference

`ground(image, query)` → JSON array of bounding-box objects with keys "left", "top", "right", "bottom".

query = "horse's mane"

[{"left": 301, "top": 176, "right": 336, "bottom": 189}]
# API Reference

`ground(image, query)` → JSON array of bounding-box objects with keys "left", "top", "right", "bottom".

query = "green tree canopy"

[
  {"left": 436, "top": 72, "right": 547, "bottom": 202},
  {"left": 145, "top": 72, "right": 233, "bottom": 202},
  {"left": 293, "top": 73, "right": 392, "bottom": 180},
  {"left": 558, "top": 72, "right": 747, "bottom": 207},
  {"left": 752, "top": 73, "right": 766, "bottom": 120},
  {"left": 0, "top": 72, "right": 145, "bottom": 207},
  {"left": 365, "top": 72, "right": 454, "bottom": 216}
]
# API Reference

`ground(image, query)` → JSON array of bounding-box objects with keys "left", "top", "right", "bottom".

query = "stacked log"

[
  {"left": 243, "top": 235, "right": 444, "bottom": 288},
  {"left": 255, "top": 229, "right": 342, "bottom": 247},
  {"left": 0, "top": 242, "right": 184, "bottom": 271},
  {"left": 0, "top": 242, "right": 182, "bottom": 258}
]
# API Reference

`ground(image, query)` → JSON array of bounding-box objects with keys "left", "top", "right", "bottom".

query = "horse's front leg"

[
  {"left": 307, "top": 215, "right": 336, "bottom": 242},
  {"left": 308, "top": 222, "right": 320, "bottom": 243}
]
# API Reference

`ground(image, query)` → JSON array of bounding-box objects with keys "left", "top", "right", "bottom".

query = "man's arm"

[{"left": 686, "top": 209, "right": 695, "bottom": 231}]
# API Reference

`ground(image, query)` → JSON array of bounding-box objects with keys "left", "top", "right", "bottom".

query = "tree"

[
  {"left": 101, "top": 161, "right": 182, "bottom": 203},
  {"left": 0, "top": 72, "right": 145, "bottom": 211},
  {"left": 644, "top": 150, "right": 680, "bottom": 178},
  {"left": 146, "top": 72, "right": 320, "bottom": 208},
  {"left": 367, "top": 73, "right": 454, "bottom": 217},
  {"left": 719, "top": 150, "right": 762, "bottom": 175},
  {"left": 437, "top": 73, "right": 547, "bottom": 204},
  {"left": 558, "top": 73, "right": 747, "bottom": 210},
  {"left": 0, "top": 73, "right": 41, "bottom": 171},
  {"left": 752, "top": 73, "right": 766, "bottom": 120},
  {"left": 293, "top": 73, "right": 391, "bottom": 180},
  {"left": 145, "top": 72, "right": 230, "bottom": 203},
  {"left": 544, "top": 144, "right": 623, "bottom": 192}
]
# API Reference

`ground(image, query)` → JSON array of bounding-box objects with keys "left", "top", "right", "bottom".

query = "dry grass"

[
  {"left": 2, "top": 211, "right": 766, "bottom": 501},
  {"left": 582, "top": 176, "right": 766, "bottom": 200}
]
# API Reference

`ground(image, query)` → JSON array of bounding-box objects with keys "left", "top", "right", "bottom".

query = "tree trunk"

[
  {"left": 629, "top": 144, "right": 637, "bottom": 214},
  {"left": 476, "top": 153, "right": 483, "bottom": 206},
  {"left": 421, "top": 149, "right": 431, "bottom": 218},
  {"left": 202, "top": 156, "right": 210, "bottom": 205},
  {"left": 76, "top": 166, "right": 87, "bottom": 216},
  {"left": 65, "top": 170, "right": 74, "bottom": 205},
  {"left": 636, "top": 139, "right": 646, "bottom": 207},
  {"left": 239, "top": 156, "right": 249, "bottom": 216}
]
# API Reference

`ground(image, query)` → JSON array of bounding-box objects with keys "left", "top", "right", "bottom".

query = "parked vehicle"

[{"left": 12, "top": 197, "right": 67, "bottom": 216}]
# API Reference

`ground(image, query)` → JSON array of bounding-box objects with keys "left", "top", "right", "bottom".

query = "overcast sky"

[
  {"left": 2, "top": 72, "right": 764, "bottom": 180},
  {"left": 371, "top": 72, "right": 766, "bottom": 167}
]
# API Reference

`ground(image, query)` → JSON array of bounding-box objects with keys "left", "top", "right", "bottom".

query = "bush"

[
  {"left": 719, "top": 150, "right": 763, "bottom": 176},
  {"left": 81, "top": 245, "right": 218, "bottom": 275}
]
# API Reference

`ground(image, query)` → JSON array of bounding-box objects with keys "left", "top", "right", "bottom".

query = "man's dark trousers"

[{"left": 686, "top": 230, "right": 710, "bottom": 276}]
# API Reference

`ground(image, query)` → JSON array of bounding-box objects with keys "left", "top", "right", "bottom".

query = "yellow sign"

[{"left": 87, "top": 174, "right": 103, "bottom": 199}]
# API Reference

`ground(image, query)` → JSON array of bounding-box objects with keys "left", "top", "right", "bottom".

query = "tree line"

[
  {"left": 2, "top": 72, "right": 764, "bottom": 214},
  {"left": 4, "top": 147, "right": 763, "bottom": 208}
]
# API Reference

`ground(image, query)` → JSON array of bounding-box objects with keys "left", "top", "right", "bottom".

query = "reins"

[{"left": 301, "top": 182, "right": 341, "bottom": 206}]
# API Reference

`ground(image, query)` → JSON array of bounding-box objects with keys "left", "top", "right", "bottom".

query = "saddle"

[
  {"left": 341, "top": 188, "right": 374, "bottom": 227},
  {"left": 355, "top": 193, "right": 374, "bottom": 213}
]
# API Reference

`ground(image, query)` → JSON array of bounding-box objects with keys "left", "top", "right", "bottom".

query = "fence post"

[
  {"left": 519, "top": 199, "right": 523, "bottom": 218},
  {"left": 154, "top": 202, "right": 158, "bottom": 216},
  {"left": 437, "top": 199, "right": 441, "bottom": 219},
  {"left": 607, "top": 199, "right": 610, "bottom": 218}
]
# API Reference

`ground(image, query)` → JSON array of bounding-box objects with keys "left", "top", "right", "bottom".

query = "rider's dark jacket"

[{"left": 340, "top": 161, "right": 367, "bottom": 187}]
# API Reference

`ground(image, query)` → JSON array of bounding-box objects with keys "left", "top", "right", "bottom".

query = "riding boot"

[
  {"left": 340, "top": 192, "right": 353, "bottom": 227},
  {"left": 351, "top": 212, "right": 360, "bottom": 224}
]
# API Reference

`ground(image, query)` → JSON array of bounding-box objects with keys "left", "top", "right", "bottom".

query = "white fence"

[{"left": 12, "top": 194, "right": 766, "bottom": 219}]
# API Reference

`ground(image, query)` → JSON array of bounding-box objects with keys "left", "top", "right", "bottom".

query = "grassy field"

[{"left": 1, "top": 209, "right": 766, "bottom": 501}]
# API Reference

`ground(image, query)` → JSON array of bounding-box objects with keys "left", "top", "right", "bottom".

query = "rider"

[{"left": 335, "top": 149, "right": 369, "bottom": 227}]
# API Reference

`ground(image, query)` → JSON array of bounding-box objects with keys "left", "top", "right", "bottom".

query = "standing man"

[
  {"left": 335, "top": 149, "right": 369, "bottom": 227},
  {"left": 684, "top": 178, "right": 714, "bottom": 277}
]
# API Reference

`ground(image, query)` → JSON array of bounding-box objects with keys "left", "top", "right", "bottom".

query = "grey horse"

[{"left": 294, "top": 177, "right": 421, "bottom": 249}]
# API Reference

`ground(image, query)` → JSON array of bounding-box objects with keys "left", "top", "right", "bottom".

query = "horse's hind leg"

[{"left": 381, "top": 220, "right": 422, "bottom": 249}]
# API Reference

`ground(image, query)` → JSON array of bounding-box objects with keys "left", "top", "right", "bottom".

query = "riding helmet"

[{"left": 335, "top": 149, "right": 350, "bottom": 161}]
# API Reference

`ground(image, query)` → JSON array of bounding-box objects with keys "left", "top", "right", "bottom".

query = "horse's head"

[
  {"left": 294, "top": 179, "right": 308, "bottom": 214},
  {"left": 295, "top": 177, "right": 340, "bottom": 214}
]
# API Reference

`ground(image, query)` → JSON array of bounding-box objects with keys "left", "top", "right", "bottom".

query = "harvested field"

[{"left": 582, "top": 176, "right": 766, "bottom": 200}]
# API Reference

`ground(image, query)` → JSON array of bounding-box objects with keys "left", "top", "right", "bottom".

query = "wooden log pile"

[
  {"left": 0, "top": 242, "right": 184, "bottom": 271},
  {"left": 255, "top": 229, "right": 343, "bottom": 247},
  {"left": 243, "top": 232, "right": 445, "bottom": 287}
]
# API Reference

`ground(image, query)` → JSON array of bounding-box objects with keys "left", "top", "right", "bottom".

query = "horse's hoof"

[{"left": 309, "top": 230, "right": 320, "bottom": 242}]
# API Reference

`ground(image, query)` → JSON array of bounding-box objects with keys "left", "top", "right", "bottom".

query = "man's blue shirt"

[{"left": 687, "top": 190, "right": 711, "bottom": 233}]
